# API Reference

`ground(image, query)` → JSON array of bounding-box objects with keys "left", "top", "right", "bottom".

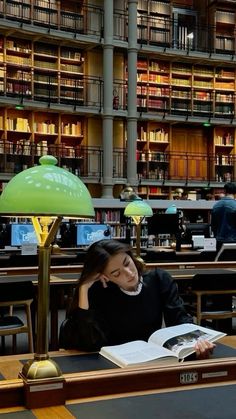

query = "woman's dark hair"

[
  {"left": 69, "top": 239, "right": 144, "bottom": 314},
  {"left": 80, "top": 239, "right": 144, "bottom": 282}
]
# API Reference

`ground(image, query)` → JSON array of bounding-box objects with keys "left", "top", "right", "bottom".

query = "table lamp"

[
  {"left": 124, "top": 200, "right": 153, "bottom": 258},
  {"left": 0, "top": 155, "right": 95, "bottom": 380}
]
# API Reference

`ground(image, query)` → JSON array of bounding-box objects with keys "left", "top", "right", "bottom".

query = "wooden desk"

[
  {"left": 1, "top": 382, "right": 236, "bottom": 418},
  {"left": 64, "top": 382, "right": 236, "bottom": 419},
  {"left": 0, "top": 336, "right": 236, "bottom": 412},
  {"left": 1, "top": 260, "right": 236, "bottom": 277}
]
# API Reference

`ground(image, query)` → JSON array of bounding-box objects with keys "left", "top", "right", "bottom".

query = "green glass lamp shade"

[
  {"left": 165, "top": 204, "right": 177, "bottom": 214},
  {"left": 0, "top": 155, "right": 95, "bottom": 218},
  {"left": 124, "top": 200, "right": 153, "bottom": 218}
]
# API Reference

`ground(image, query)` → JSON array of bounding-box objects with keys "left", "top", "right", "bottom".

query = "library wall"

[
  {"left": 87, "top": 118, "right": 102, "bottom": 147},
  {"left": 86, "top": 50, "right": 103, "bottom": 77},
  {"left": 1, "top": 0, "right": 236, "bottom": 201},
  {"left": 114, "top": 120, "right": 125, "bottom": 148},
  {"left": 114, "top": 53, "right": 125, "bottom": 80}
]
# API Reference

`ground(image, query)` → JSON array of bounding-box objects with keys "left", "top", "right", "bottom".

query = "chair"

[
  {"left": 214, "top": 243, "right": 236, "bottom": 261},
  {"left": 0, "top": 281, "right": 35, "bottom": 354},
  {"left": 187, "top": 273, "right": 236, "bottom": 328}
]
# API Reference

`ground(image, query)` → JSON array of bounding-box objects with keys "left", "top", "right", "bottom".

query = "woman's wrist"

[{"left": 78, "top": 284, "right": 90, "bottom": 310}]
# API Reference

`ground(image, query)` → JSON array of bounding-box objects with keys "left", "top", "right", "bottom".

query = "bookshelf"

[
  {"left": 6, "top": 37, "right": 32, "bottom": 99},
  {"left": 136, "top": 121, "right": 170, "bottom": 181},
  {"left": 135, "top": 56, "right": 236, "bottom": 119},
  {"left": 213, "top": 127, "right": 235, "bottom": 183},
  {"left": 5, "top": 0, "right": 31, "bottom": 21},
  {"left": 60, "top": 0, "right": 84, "bottom": 33},
  {"left": 59, "top": 46, "right": 84, "bottom": 105},
  {"left": 0, "top": 35, "right": 85, "bottom": 105},
  {"left": 171, "top": 62, "right": 192, "bottom": 115},
  {"left": 94, "top": 206, "right": 148, "bottom": 245},
  {"left": 135, "top": 55, "right": 236, "bottom": 122},
  {"left": 34, "top": 0, "right": 58, "bottom": 27},
  {"left": 214, "top": 67, "right": 235, "bottom": 118},
  {"left": 136, "top": 57, "right": 170, "bottom": 112},
  {"left": 0, "top": 109, "right": 84, "bottom": 174},
  {"left": 33, "top": 42, "right": 58, "bottom": 103},
  {"left": 138, "top": 185, "right": 170, "bottom": 200},
  {"left": 209, "top": 2, "right": 236, "bottom": 54},
  {"left": 1, "top": 0, "right": 236, "bottom": 201},
  {"left": 192, "top": 65, "right": 214, "bottom": 117},
  {"left": 95, "top": 208, "right": 126, "bottom": 240},
  {"left": 137, "top": 0, "right": 171, "bottom": 45}
]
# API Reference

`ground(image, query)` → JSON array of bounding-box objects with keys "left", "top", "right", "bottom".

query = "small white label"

[
  {"left": 21, "top": 243, "right": 37, "bottom": 255},
  {"left": 180, "top": 372, "right": 198, "bottom": 384},
  {"left": 30, "top": 382, "right": 63, "bottom": 393},
  {"left": 202, "top": 371, "right": 228, "bottom": 379}
]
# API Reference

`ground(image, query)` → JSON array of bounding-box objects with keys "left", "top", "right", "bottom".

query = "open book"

[{"left": 99, "top": 323, "right": 226, "bottom": 368}]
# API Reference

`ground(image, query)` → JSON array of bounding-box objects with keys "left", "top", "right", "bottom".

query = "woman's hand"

[
  {"left": 194, "top": 339, "right": 216, "bottom": 359},
  {"left": 80, "top": 273, "right": 109, "bottom": 291}
]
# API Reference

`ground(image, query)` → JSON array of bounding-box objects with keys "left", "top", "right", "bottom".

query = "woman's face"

[{"left": 102, "top": 252, "right": 139, "bottom": 291}]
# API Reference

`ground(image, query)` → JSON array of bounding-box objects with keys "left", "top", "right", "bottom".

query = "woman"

[{"left": 59, "top": 239, "right": 215, "bottom": 358}]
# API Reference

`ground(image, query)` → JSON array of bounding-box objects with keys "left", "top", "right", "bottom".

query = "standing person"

[
  {"left": 211, "top": 182, "right": 236, "bottom": 252},
  {"left": 59, "top": 239, "right": 215, "bottom": 359}
]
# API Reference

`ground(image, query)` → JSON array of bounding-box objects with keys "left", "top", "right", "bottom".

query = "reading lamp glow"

[
  {"left": 0, "top": 155, "right": 95, "bottom": 380},
  {"left": 124, "top": 200, "right": 153, "bottom": 258}
]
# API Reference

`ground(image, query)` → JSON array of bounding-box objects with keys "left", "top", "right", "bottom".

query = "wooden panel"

[
  {"left": 170, "top": 127, "right": 208, "bottom": 180},
  {"left": 171, "top": 127, "right": 207, "bottom": 153},
  {"left": 169, "top": 154, "right": 187, "bottom": 179}
]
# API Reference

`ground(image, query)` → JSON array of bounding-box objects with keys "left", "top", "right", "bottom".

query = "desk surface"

[
  {"left": 0, "top": 337, "right": 236, "bottom": 415},
  {"left": 0, "top": 272, "right": 78, "bottom": 284},
  {"left": 67, "top": 383, "right": 236, "bottom": 419},
  {"left": 0, "top": 338, "right": 236, "bottom": 382},
  {"left": 2, "top": 382, "right": 236, "bottom": 418}
]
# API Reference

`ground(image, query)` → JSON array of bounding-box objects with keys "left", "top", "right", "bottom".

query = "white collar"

[{"left": 120, "top": 280, "right": 143, "bottom": 296}]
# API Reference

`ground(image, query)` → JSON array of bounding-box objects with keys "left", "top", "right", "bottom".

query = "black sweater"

[{"left": 59, "top": 268, "right": 193, "bottom": 351}]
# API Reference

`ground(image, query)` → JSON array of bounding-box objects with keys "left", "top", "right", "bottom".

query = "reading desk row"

[{"left": 0, "top": 336, "right": 236, "bottom": 414}]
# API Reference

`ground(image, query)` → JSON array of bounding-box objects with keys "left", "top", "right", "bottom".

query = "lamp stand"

[
  {"left": 136, "top": 222, "right": 141, "bottom": 258},
  {"left": 131, "top": 215, "right": 144, "bottom": 261},
  {"left": 20, "top": 217, "right": 63, "bottom": 380}
]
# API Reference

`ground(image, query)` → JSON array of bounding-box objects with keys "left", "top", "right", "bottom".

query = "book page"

[
  {"left": 148, "top": 324, "right": 226, "bottom": 359},
  {"left": 100, "top": 340, "right": 178, "bottom": 367}
]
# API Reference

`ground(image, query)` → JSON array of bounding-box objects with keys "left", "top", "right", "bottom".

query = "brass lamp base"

[
  {"left": 21, "top": 358, "right": 62, "bottom": 380},
  {"left": 19, "top": 361, "right": 65, "bottom": 409}
]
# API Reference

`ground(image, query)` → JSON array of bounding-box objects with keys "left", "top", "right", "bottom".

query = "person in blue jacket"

[
  {"left": 59, "top": 239, "right": 215, "bottom": 358},
  {"left": 211, "top": 182, "right": 236, "bottom": 252}
]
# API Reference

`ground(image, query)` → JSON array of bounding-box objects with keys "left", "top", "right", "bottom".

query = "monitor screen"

[
  {"left": 185, "top": 223, "right": 210, "bottom": 237},
  {"left": 11, "top": 224, "right": 38, "bottom": 247},
  {"left": 76, "top": 223, "right": 111, "bottom": 246},
  {"left": 147, "top": 213, "right": 180, "bottom": 235}
]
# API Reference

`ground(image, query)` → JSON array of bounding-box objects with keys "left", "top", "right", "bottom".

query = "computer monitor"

[
  {"left": 76, "top": 223, "right": 111, "bottom": 246},
  {"left": 183, "top": 223, "right": 210, "bottom": 244},
  {"left": 147, "top": 213, "right": 180, "bottom": 235},
  {"left": 11, "top": 224, "right": 38, "bottom": 247}
]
